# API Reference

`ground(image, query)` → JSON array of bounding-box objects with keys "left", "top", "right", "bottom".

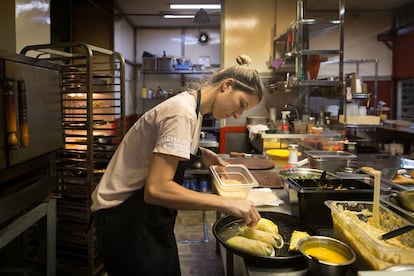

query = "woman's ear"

[{"left": 222, "top": 78, "right": 234, "bottom": 92}]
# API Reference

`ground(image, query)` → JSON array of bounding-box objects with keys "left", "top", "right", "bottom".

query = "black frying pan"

[{"left": 213, "top": 211, "right": 319, "bottom": 267}]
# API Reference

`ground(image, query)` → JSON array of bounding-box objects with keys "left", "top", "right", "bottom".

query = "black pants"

[{"left": 94, "top": 189, "right": 180, "bottom": 276}]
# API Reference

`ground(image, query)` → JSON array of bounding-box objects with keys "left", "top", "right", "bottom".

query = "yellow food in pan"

[
  {"left": 224, "top": 218, "right": 285, "bottom": 257},
  {"left": 238, "top": 226, "right": 284, "bottom": 249},
  {"left": 288, "top": 230, "right": 310, "bottom": 251},
  {"left": 256, "top": 218, "right": 279, "bottom": 235},
  {"left": 226, "top": 236, "right": 276, "bottom": 257}
]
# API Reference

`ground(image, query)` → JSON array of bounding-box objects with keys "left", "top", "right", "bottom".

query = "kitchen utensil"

[
  {"left": 298, "top": 235, "right": 356, "bottom": 276},
  {"left": 320, "top": 170, "right": 327, "bottom": 182},
  {"left": 380, "top": 224, "right": 414, "bottom": 240},
  {"left": 229, "top": 151, "right": 252, "bottom": 157},
  {"left": 213, "top": 211, "right": 319, "bottom": 266}
]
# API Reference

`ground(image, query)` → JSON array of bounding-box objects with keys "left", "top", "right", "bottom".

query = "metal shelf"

[
  {"left": 271, "top": 0, "right": 345, "bottom": 97},
  {"left": 21, "top": 42, "right": 126, "bottom": 276}
]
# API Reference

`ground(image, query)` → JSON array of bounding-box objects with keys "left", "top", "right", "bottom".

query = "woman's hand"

[
  {"left": 199, "top": 147, "right": 227, "bottom": 168},
  {"left": 222, "top": 198, "right": 261, "bottom": 227}
]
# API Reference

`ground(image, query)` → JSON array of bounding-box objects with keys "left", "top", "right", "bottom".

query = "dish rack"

[{"left": 21, "top": 42, "right": 126, "bottom": 275}]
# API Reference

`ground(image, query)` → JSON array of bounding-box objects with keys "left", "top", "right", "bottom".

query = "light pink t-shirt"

[{"left": 90, "top": 91, "right": 202, "bottom": 211}]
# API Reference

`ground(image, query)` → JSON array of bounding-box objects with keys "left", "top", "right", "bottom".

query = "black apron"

[{"left": 94, "top": 90, "right": 201, "bottom": 276}]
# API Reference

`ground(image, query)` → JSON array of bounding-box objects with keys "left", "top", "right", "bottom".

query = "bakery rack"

[{"left": 21, "top": 42, "right": 126, "bottom": 275}]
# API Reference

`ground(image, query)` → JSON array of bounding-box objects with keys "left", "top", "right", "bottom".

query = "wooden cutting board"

[
  {"left": 225, "top": 157, "right": 275, "bottom": 170},
  {"left": 250, "top": 170, "right": 284, "bottom": 189}
]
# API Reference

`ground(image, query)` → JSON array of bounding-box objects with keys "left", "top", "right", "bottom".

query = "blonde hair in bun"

[
  {"left": 206, "top": 55, "right": 264, "bottom": 101},
  {"left": 236, "top": 54, "right": 252, "bottom": 66}
]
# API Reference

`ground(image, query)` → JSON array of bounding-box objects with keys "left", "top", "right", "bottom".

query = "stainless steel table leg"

[
  {"left": 47, "top": 198, "right": 56, "bottom": 276},
  {"left": 226, "top": 248, "right": 234, "bottom": 276}
]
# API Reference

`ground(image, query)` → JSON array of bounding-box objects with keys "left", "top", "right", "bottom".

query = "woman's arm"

[
  {"left": 199, "top": 147, "right": 227, "bottom": 167},
  {"left": 144, "top": 152, "right": 260, "bottom": 227}
]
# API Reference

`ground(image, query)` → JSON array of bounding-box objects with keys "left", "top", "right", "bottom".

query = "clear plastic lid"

[{"left": 210, "top": 164, "right": 259, "bottom": 188}]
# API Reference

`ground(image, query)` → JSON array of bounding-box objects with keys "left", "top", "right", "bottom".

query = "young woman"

[{"left": 91, "top": 56, "right": 265, "bottom": 275}]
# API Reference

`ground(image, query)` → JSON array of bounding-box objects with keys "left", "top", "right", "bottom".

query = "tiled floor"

[{"left": 175, "top": 210, "right": 225, "bottom": 276}]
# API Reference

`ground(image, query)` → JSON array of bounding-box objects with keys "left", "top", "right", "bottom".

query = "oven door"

[{"left": 1, "top": 59, "right": 63, "bottom": 168}]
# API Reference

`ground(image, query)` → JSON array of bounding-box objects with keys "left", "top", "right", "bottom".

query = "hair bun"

[{"left": 236, "top": 54, "right": 252, "bottom": 66}]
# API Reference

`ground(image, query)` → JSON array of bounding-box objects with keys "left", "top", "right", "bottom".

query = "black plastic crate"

[{"left": 286, "top": 178, "right": 374, "bottom": 228}]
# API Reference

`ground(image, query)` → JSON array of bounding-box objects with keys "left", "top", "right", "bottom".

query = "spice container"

[{"left": 288, "top": 144, "right": 299, "bottom": 165}]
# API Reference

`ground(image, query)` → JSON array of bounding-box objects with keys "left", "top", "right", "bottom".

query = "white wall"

[
  {"left": 135, "top": 28, "right": 220, "bottom": 114},
  {"left": 221, "top": 0, "right": 280, "bottom": 126},
  {"left": 114, "top": 15, "right": 136, "bottom": 116},
  {"left": 135, "top": 28, "right": 220, "bottom": 65},
  {"left": 0, "top": 0, "right": 50, "bottom": 54},
  {"left": 312, "top": 11, "right": 393, "bottom": 78},
  {"left": 15, "top": 0, "right": 50, "bottom": 54},
  {"left": 222, "top": 0, "right": 276, "bottom": 72}
]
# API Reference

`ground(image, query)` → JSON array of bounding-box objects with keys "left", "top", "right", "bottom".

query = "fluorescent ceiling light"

[
  {"left": 170, "top": 4, "right": 221, "bottom": 10},
  {"left": 164, "top": 14, "right": 195, "bottom": 19}
]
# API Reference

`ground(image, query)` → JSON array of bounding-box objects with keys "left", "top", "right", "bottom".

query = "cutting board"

[
  {"left": 225, "top": 157, "right": 275, "bottom": 170},
  {"left": 250, "top": 170, "right": 284, "bottom": 189}
]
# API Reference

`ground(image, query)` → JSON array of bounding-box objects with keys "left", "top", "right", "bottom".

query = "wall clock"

[{"left": 198, "top": 32, "right": 209, "bottom": 45}]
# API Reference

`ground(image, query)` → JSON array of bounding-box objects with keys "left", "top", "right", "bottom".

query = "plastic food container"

[
  {"left": 325, "top": 200, "right": 414, "bottom": 270},
  {"left": 210, "top": 164, "right": 259, "bottom": 199}
]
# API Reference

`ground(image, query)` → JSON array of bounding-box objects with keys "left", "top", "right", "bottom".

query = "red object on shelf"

[{"left": 219, "top": 126, "right": 247, "bottom": 154}]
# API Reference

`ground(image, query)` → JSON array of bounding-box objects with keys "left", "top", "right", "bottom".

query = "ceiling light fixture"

[
  {"left": 193, "top": 8, "right": 210, "bottom": 24},
  {"left": 170, "top": 4, "right": 221, "bottom": 10},
  {"left": 163, "top": 15, "right": 195, "bottom": 19}
]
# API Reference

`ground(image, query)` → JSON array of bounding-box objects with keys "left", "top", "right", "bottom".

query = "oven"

[{"left": 0, "top": 50, "right": 63, "bottom": 274}]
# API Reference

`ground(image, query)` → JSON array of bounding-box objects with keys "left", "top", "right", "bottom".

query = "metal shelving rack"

[
  {"left": 140, "top": 70, "right": 213, "bottom": 113},
  {"left": 21, "top": 43, "right": 126, "bottom": 275},
  {"left": 272, "top": 0, "right": 345, "bottom": 95}
]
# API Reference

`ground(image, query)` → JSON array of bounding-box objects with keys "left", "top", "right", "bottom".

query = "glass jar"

[{"left": 307, "top": 117, "right": 316, "bottom": 133}]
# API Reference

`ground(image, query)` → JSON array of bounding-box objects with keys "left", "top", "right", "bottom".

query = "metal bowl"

[
  {"left": 278, "top": 168, "right": 337, "bottom": 180},
  {"left": 298, "top": 236, "right": 356, "bottom": 276}
]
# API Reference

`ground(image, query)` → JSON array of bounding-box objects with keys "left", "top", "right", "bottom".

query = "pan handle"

[
  {"left": 18, "top": 80, "right": 29, "bottom": 146},
  {"left": 4, "top": 79, "right": 19, "bottom": 148}
]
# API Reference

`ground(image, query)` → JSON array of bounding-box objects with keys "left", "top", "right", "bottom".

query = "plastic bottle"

[{"left": 280, "top": 111, "right": 290, "bottom": 133}]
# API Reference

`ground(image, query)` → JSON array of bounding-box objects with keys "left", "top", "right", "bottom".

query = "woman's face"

[{"left": 212, "top": 85, "right": 260, "bottom": 119}]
